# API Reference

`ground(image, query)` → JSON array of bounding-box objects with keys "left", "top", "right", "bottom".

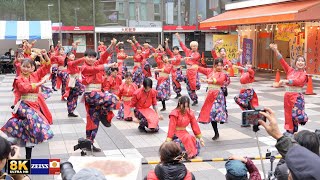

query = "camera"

[
  {"left": 60, "top": 161, "right": 76, "bottom": 180},
  {"left": 266, "top": 147, "right": 279, "bottom": 158},
  {"left": 73, "top": 138, "right": 92, "bottom": 156},
  {"left": 242, "top": 109, "right": 266, "bottom": 126}
]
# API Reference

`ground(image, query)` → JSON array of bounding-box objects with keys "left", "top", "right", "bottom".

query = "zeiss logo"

[
  {"left": 30, "top": 159, "right": 49, "bottom": 174},
  {"left": 31, "top": 164, "right": 49, "bottom": 168}
]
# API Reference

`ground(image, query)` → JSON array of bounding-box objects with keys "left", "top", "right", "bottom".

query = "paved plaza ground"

[{"left": 1, "top": 70, "right": 320, "bottom": 180}]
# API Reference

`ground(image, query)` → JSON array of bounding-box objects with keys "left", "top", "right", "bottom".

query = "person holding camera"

[
  {"left": 166, "top": 96, "right": 205, "bottom": 159},
  {"left": 197, "top": 58, "right": 230, "bottom": 140},
  {"left": 269, "top": 44, "right": 308, "bottom": 134},
  {"left": 274, "top": 130, "right": 319, "bottom": 180},
  {"left": 0, "top": 136, "right": 30, "bottom": 180},
  {"left": 1, "top": 51, "right": 54, "bottom": 159},
  {"left": 259, "top": 107, "right": 320, "bottom": 179},
  {"left": 145, "top": 141, "right": 195, "bottom": 180}
]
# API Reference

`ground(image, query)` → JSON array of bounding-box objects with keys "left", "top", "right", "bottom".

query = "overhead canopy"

[
  {"left": 200, "top": 0, "right": 320, "bottom": 27},
  {"left": 0, "top": 21, "right": 52, "bottom": 40}
]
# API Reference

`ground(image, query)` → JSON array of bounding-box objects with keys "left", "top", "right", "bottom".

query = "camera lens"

[{"left": 60, "top": 162, "right": 76, "bottom": 180}]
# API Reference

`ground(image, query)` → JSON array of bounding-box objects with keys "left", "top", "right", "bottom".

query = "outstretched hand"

[{"left": 258, "top": 107, "right": 283, "bottom": 140}]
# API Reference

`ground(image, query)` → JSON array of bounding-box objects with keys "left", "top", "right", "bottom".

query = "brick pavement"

[{"left": 0, "top": 71, "right": 320, "bottom": 180}]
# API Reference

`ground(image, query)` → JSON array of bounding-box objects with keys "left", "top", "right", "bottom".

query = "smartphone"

[{"left": 242, "top": 109, "right": 266, "bottom": 126}]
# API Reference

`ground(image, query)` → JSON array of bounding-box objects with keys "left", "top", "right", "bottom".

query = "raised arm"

[
  {"left": 175, "top": 33, "right": 190, "bottom": 54},
  {"left": 35, "top": 52, "right": 51, "bottom": 79},
  {"left": 270, "top": 43, "right": 291, "bottom": 74},
  {"left": 68, "top": 57, "right": 85, "bottom": 67}
]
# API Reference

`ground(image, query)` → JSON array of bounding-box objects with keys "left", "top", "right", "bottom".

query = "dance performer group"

[{"left": 0, "top": 33, "right": 309, "bottom": 160}]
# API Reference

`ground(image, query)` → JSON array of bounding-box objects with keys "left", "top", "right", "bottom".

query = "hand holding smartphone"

[{"left": 242, "top": 109, "right": 266, "bottom": 127}]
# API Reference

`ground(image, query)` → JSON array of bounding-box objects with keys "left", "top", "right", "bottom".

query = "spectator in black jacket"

[
  {"left": 259, "top": 107, "right": 320, "bottom": 180},
  {"left": 145, "top": 141, "right": 195, "bottom": 180}
]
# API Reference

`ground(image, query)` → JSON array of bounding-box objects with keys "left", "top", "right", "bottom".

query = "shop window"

[{"left": 129, "top": 2, "right": 135, "bottom": 20}]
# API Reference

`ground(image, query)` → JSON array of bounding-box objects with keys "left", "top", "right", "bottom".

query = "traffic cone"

[
  {"left": 272, "top": 69, "right": 281, "bottom": 88},
  {"left": 229, "top": 66, "right": 235, "bottom": 77},
  {"left": 304, "top": 75, "right": 317, "bottom": 95}
]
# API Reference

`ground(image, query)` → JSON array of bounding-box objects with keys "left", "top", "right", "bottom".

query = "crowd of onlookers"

[{"left": 1, "top": 107, "right": 320, "bottom": 180}]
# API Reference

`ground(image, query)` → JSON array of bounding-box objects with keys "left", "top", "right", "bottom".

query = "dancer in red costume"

[
  {"left": 115, "top": 42, "right": 129, "bottom": 78},
  {"left": 165, "top": 38, "right": 182, "bottom": 99},
  {"left": 198, "top": 58, "right": 230, "bottom": 140},
  {"left": 270, "top": 43, "right": 308, "bottom": 134},
  {"left": 81, "top": 41, "right": 119, "bottom": 151},
  {"left": 152, "top": 44, "right": 166, "bottom": 80},
  {"left": 154, "top": 55, "right": 173, "bottom": 111},
  {"left": 233, "top": 49, "right": 259, "bottom": 127},
  {"left": 117, "top": 72, "right": 138, "bottom": 121},
  {"left": 50, "top": 47, "right": 67, "bottom": 96},
  {"left": 127, "top": 39, "right": 145, "bottom": 87},
  {"left": 2, "top": 51, "right": 54, "bottom": 159},
  {"left": 102, "top": 67, "right": 122, "bottom": 96},
  {"left": 175, "top": 33, "right": 201, "bottom": 106},
  {"left": 22, "top": 39, "right": 36, "bottom": 58},
  {"left": 166, "top": 96, "right": 205, "bottom": 159},
  {"left": 132, "top": 36, "right": 155, "bottom": 77},
  {"left": 130, "top": 78, "right": 163, "bottom": 133},
  {"left": 63, "top": 52, "right": 86, "bottom": 117}
]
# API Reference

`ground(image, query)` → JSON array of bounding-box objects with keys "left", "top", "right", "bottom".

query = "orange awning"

[{"left": 200, "top": 0, "right": 320, "bottom": 27}]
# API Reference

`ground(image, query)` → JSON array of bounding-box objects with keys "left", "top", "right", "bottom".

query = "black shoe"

[
  {"left": 212, "top": 134, "right": 219, "bottom": 140},
  {"left": 175, "top": 94, "right": 182, "bottom": 99},
  {"left": 68, "top": 113, "right": 78, "bottom": 117},
  {"left": 138, "top": 126, "right": 147, "bottom": 133},
  {"left": 52, "top": 88, "right": 57, "bottom": 91},
  {"left": 192, "top": 100, "right": 198, "bottom": 106},
  {"left": 160, "top": 108, "right": 166, "bottom": 111},
  {"left": 100, "top": 114, "right": 111, "bottom": 127},
  {"left": 241, "top": 124, "right": 251, "bottom": 127},
  {"left": 92, "top": 145, "right": 101, "bottom": 152}
]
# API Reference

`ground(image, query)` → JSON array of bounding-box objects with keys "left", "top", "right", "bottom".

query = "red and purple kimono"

[
  {"left": 64, "top": 57, "right": 86, "bottom": 114},
  {"left": 81, "top": 51, "right": 119, "bottom": 142},
  {"left": 130, "top": 88, "right": 159, "bottom": 132},
  {"left": 179, "top": 41, "right": 201, "bottom": 102},
  {"left": 198, "top": 67, "right": 230, "bottom": 124},
  {"left": 166, "top": 47, "right": 182, "bottom": 94},
  {"left": 153, "top": 50, "right": 166, "bottom": 80},
  {"left": 51, "top": 54, "right": 68, "bottom": 97},
  {"left": 117, "top": 82, "right": 138, "bottom": 121},
  {"left": 156, "top": 63, "right": 173, "bottom": 101},
  {"left": 116, "top": 47, "right": 128, "bottom": 78},
  {"left": 135, "top": 42, "right": 155, "bottom": 77},
  {"left": 131, "top": 45, "right": 145, "bottom": 87},
  {"left": 234, "top": 66, "right": 259, "bottom": 110},
  {"left": 2, "top": 61, "right": 54, "bottom": 146},
  {"left": 102, "top": 74, "right": 122, "bottom": 97},
  {"left": 167, "top": 109, "right": 202, "bottom": 158},
  {"left": 278, "top": 55, "right": 308, "bottom": 133}
]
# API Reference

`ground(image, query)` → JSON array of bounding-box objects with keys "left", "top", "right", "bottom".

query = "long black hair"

[
  {"left": 176, "top": 96, "right": 190, "bottom": 113},
  {"left": 64, "top": 51, "right": 74, "bottom": 67}
]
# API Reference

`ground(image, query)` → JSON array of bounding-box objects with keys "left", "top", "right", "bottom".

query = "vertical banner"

[
  {"left": 242, "top": 38, "right": 253, "bottom": 65},
  {"left": 306, "top": 28, "right": 320, "bottom": 75},
  {"left": 212, "top": 34, "right": 238, "bottom": 60},
  {"left": 73, "top": 34, "right": 86, "bottom": 53},
  {"left": 172, "top": 33, "right": 185, "bottom": 51}
]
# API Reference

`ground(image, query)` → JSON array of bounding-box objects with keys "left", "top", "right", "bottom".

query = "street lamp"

[
  {"left": 74, "top": 8, "right": 80, "bottom": 26},
  {"left": 48, "top": 4, "right": 54, "bottom": 21}
]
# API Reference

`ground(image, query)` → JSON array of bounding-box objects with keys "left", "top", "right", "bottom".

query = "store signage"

[
  {"left": 128, "top": 20, "right": 162, "bottom": 28},
  {"left": 52, "top": 26, "right": 94, "bottom": 32}
]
